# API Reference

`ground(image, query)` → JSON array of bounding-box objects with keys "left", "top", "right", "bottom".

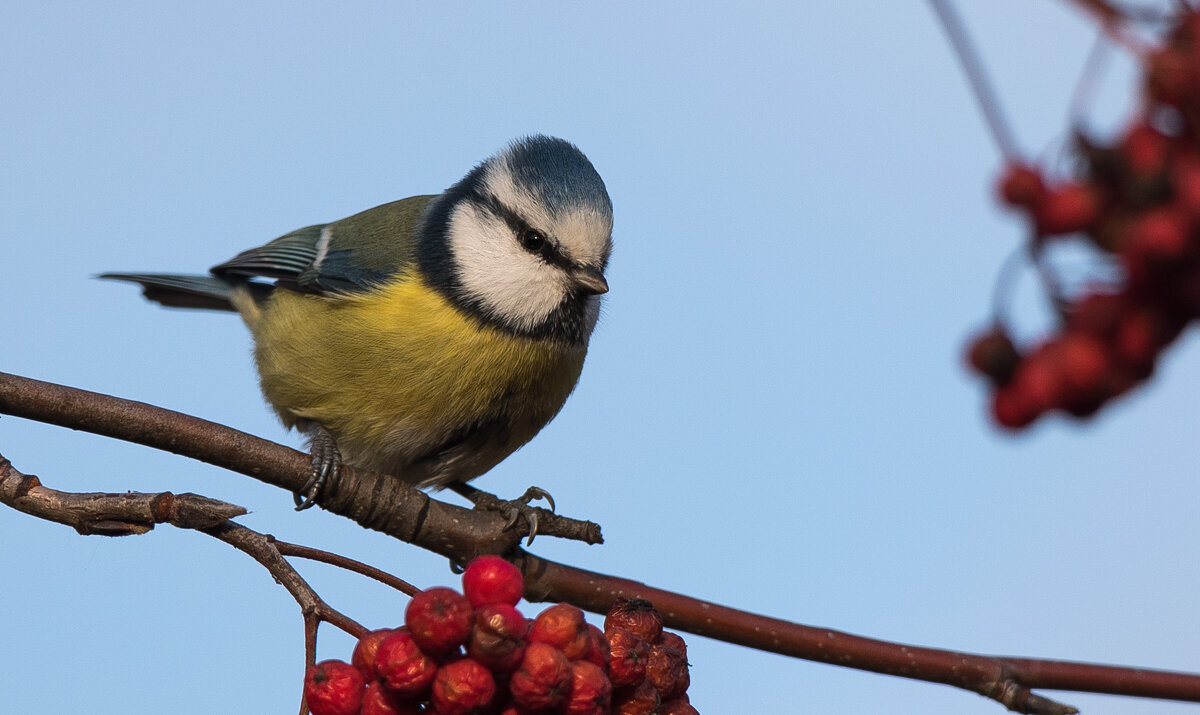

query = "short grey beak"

[{"left": 572, "top": 267, "right": 609, "bottom": 296}]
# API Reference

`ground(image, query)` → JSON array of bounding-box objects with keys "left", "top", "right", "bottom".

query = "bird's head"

[{"left": 419, "top": 136, "right": 613, "bottom": 346}]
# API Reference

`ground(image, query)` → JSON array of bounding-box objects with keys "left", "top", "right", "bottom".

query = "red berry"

[
  {"left": 564, "top": 660, "right": 613, "bottom": 715},
  {"left": 304, "top": 659, "right": 366, "bottom": 715},
  {"left": 374, "top": 630, "right": 438, "bottom": 697},
  {"left": 1171, "top": 151, "right": 1200, "bottom": 217},
  {"left": 1146, "top": 45, "right": 1196, "bottom": 108},
  {"left": 1122, "top": 207, "right": 1192, "bottom": 268},
  {"left": 467, "top": 603, "right": 528, "bottom": 674},
  {"left": 996, "top": 163, "right": 1046, "bottom": 208},
  {"left": 612, "top": 679, "right": 661, "bottom": 715},
  {"left": 509, "top": 642, "right": 573, "bottom": 711},
  {"left": 645, "top": 641, "right": 690, "bottom": 700},
  {"left": 1120, "top": 121, "right": 1171, "bottom": 177},
  {"left": 1013, "top": 345, "right": 1068, "bottom": 412},
  {"left": 604, "top": 626, "right": 650, "bottom": 688},
  {"left": 1068, "top": 291, "right": 1124, "bottom": 337},
  {"left": 1035, "top": 183, "right": 1100, "bottom": 236},
  {"left": 604, "top": 598, "right": 663, "bottom": 643},
  {"left": 405, "top": 586, "right": 474, "bottom": 656},
  {"left": 352, "top": 628, "right": 399, "bottom": 681},
  {"left": 990, "top": 381, "right": 1040, "bottom": 430},
  {"left": 530, "top": 603, "right": 590, "bottom": 660},
  {"left": 432, "top": 658, "right": 497, "bottom": 715},
  {"left": 1055, "top": 333, "right": 1111, "bottom": 396},
  {"left": 360, "top": 680, "right": 422, "bottom": 715},
  {"left": 656, "top": 631, "right": 688, "bottom": 659},
  {"left": 1114, "top": 308, "right": 1172, "bottom": 376},
  {"left": 462, "top": 555, "right": 524, "bottom": 608},
  {"left": 581, "top": 624, "right": 611, "bottom": 670},
  {"left": 965, "top": 326, "right": 1020, "bottom": 385}
]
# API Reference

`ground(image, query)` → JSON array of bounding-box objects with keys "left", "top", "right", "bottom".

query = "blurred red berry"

[
  {"left": 304, "top": 659, "right": 366, "bottom": 715},
  {"left": 406, "top": 586, "right": 474, "bottom": 656},
  {"left": 1147, "top": 45, "right": 1200, "bottom": 108},
  {"left": 1122, "top": 207, "right": 1192, "bottom": 268},
  {"left": 965, "top": 326, "right": 1020, "bottom": 385},
  {"left": 605, "top": 626, "right": 650, "bottom": 688},
  {"left": 360, "top": 680, "right": 422, "bottom": 715},
  {"left": 467, "top": 603, "right": 528, "bottom": 674},
  {"left": 374, "top": 630, "right": 438, "bottom": 698},
  {"left": 1035, "top": 183, "right": 1100, "bottom": 236},
  {"left": 1114, "top": 308, "right": 1171, "bottom": 376},
  {"left": 432, "top": 658, "right": 497, "bottom": 715},
  {"left": 1056, "top": 333, "right": 1111, "bottom": 395},
  {"left": 1120, "top": 121, "right": 1171, "bottom": 177},
  {"left": 462, "top": 555, "right": 524, "bottom": 608},
  {"left": 353, "top": 628, "right": 399, "bottom": 681},
  {"left": 996, "top": 162, "right": 1046, "bottom": 208},
  {"left": 509, "top": 642, "right": 573, "bottom": 711},
  {"left": 564, "top": 660, "right": 613, "bottom": 715},
  {"left": 1172, "top": 151, "right": 1200, "bottom": 217},
  {"left": 1068, "top": 291, "right": 1125, "bottom": 337},
  {"left": 990, "top": 382, "right": 1040, "bottom": 430},
  {"left": 1011, "top": 347, "right": 1067, "bottom": 413},
  {"left": 604, "top": 598, "right": 663, "bottom": 643}
]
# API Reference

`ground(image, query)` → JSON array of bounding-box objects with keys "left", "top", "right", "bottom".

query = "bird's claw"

[
  {"left": 294, "top": 427, "right": 342, "bottom": 511},
  {"left": 496, "top": 486, "right": 556, "bottom": 544}
]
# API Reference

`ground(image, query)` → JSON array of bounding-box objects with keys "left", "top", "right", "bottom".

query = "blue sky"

[{"left": 3, "top": 3, "right": 1198, "bottom": 714}]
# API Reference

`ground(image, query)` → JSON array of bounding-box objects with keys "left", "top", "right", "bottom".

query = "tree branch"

[
  {"left": 4, "top": 370, "right": 1200, "bottom": 713},
  {"left": 0, "top": 453, "right": 365, "bottom": 638},
  {"left": 0, "top": 371, "right": 601, "bottom": 551}
]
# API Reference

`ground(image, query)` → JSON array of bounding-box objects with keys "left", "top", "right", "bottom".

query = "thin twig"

[
  {"left": 272, "top": 538, "right": 422, "bottom": 597},
  {"left": 928, "top": 0, "right": 1020, "bottom": 159}
]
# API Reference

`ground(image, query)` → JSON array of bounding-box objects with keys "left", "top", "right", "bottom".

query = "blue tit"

[{"left": 102, "top": 135, "right": 612, "bottom": 511}]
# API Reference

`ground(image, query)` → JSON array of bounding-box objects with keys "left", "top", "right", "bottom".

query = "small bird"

[{"left": 103, "top": 135, "right": 613, "bottom": 519}]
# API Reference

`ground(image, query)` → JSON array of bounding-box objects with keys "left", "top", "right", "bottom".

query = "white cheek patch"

[{"left": 447, "top": 202, "right": 567, "bottom": 330}]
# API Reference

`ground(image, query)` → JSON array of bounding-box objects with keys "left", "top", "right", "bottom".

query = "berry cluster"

[
  {"left": 303, "top": 556, "right": 697, "bottom": 714},
  {"left": 968, "top": 10, "right": 1200, "bottom": 429}
]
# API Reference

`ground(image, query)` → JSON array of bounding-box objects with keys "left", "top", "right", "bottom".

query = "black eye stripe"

[{"left": 470, "top": 190, "right": 575, "bottom": 269}]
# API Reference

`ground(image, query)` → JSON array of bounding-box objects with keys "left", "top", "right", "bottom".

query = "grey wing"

[
  {"left": 210, "top": 224, "right": 389, "bottom": 295},
  {"left": 210, "top": 195, "right": 434, "bottom": 296}
]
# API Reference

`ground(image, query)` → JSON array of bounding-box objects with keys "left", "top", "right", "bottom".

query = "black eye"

[{"left": 519, "top": 229, "right": 547, "bottom": 254}]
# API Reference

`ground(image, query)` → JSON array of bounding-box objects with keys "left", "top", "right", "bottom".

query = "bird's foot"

[
  {"left": 450, "top": 483, "right": 556, "bottom": 545},
  {"left": 294, "top": 425, "right": 342, "bottom": 511}
]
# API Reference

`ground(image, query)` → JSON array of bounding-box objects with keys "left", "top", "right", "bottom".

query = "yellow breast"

[{"left": 237, "top": 272, "right": 587, "bottom": 483}]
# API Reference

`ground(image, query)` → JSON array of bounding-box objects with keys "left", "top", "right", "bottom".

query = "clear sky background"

[{"left": 3, "top": 3, "right": 1198, "bottom": 714}]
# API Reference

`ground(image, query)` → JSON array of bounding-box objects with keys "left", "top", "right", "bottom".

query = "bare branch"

[
  {"left": 0, "top": 454, "right": 365, "bottom": 678},
  {"left": 0, "top": 370, "right": 601, "bottom": 550},
  {"left": 0, "top": 454, "right": 245, "bottom": 535},
  {"left": 519, "top": 553, "right": 1200, "bottom": 713}
]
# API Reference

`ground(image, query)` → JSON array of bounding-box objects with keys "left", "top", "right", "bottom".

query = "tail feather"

[{"left": 98, "top": 273, "right": 269, "bottom": 312}]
